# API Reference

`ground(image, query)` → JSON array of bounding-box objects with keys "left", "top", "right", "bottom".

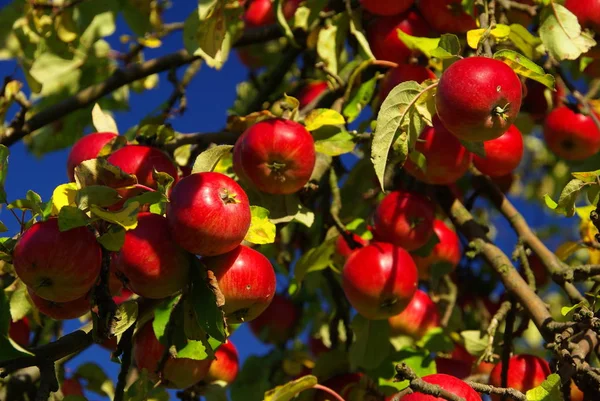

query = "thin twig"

[
  {"left": 465, "top": 381, "right": 526, "bottom": 401},
  {"left": 395, "top": 363, "right": 466, "bottom": 401},
  {"left": 114, "top": 325, "right": 135, "bottom": 401}
]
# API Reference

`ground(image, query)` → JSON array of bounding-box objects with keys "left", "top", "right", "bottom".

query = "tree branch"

[
  {"left": 114, "top": 325, "right": 135, "bottom": 401},
  {"left": 465, "top": 381, "right": 526, "bottom": 401},
  {"left": 395, "top": 363, "right": 465, "bottom": 401}
]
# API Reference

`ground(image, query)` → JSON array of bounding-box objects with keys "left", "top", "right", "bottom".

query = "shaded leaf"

[
  {"left": 313, "top": 126, "right": 356, "bottom": 156},
  {"left": 189, "top": 258, "right": 227, "bottom": 342},
  {"left": 192, "top": 145, "right": 234, "bottom": 174},
  {"left": 349, "top": 315, "right": 390, "bottom": 370},
  {"left": 90, "top": 202, "right": 139, "bottom": 230},
  {"left": 539, "top": 3, "right": 596, "bottom": 61},
  {"left": 305, "top": 109, "right": 345, "bottom": 131},
  {"left": 97, "top": 225, "right": 126, "bottom": 251},
  {"left": 343, "top": 73, "right": 379, "bottom": 123},
  {"left": 75, "top": 363, "right": 115, "bottom": 399},
  {"left": 92, "top": 103, "right": 119, "bottom": 134},
  {"left": 58, "top": 206, "right": 92, "bottom": 231}
]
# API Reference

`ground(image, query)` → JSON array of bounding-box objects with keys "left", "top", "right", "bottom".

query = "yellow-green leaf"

[
  {"left": 539, "top": 3, "right": 596, "bottom": 61},
  {"left": 245, "top": 206, "right": 276, "bottom": 245},
  {"left": 304, "top": 109, "right": 345, "bottom": 131},
  {"left": 90, "top": 202, "right": 139, "bottom": 230},
  {"left": 493, "top": 50, "right": 555, "bottom": 90},
  {"left": 466, "top": 24, "right": 511, "bottom": 49},
  {"left": 525, "top": 373, "right": 562, "bottom": 401},
  {"left": 51, "top": 183, "right": 78, "bottom": 216},
  {"left": 91, "top": 103, "right": 119, "bottom": 134},
  {"left": 263, "top": 375, "right": 318, "bottom": 401}
]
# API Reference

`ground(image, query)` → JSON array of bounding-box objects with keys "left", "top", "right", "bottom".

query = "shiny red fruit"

[
  {"left": 565, "top": 0, "right": 600, "bottom": 31},
  {"left": 66, "top": 132, "right": 118, "bottom": 181},
  {"left": 206, "top": 340, "right": 239, "bottom": 384},
  {"left": 249, "top": 294, "right": 300, "bottom": 344},
  {"left": 411, "top": 219, "right": 461, "bottom": 280},
  {"left": 473, "top": 125, "right": 523, "bottom": 177},
  {"left": 296, "top": 81, "right": 329, "bottom": 109},
  {"left": 335, "top": 233, "right": 369, "bottom": 260},
  {"left": 9, "top": 317, "right": 30, "bottom": 347},
  {"left": 543, "top": 106, "right": 600, "bottom": 161},
  {"left": 233, "top": 118, "right": 316, "bottom": 194},
  {"left": 13, "top": 218, "right": 101, "bottom": 303},
  {"left": 342, "top": 242, "right": 418, "bottom": 320},
  {"left": 527, "top": 253, "right": 550, "bottom": 288},
  {"left": 388, "top": 289, "right": 440, "bottom": 338},
  {"left": 360, "top": 0, "right": 413, "bottom": 16},
  {"left": 134, "top": 320, "right": 212, "bottom": 389},
  {"left": 244, "top": 0, "right": 301, "bottom": 28},
  {"left": 28, "top": 288, "right": 90, "bottom": 320},
  {"left": 203, "top": 245, "right": 276, "bottom": 323},
  {"left": 489, "top": 354, "right": 551, "bottom": 401},
  {"left": 418, "top": 0, "right": 477, "bottom": 34},
  {"left": 115, "top": 213, "right": 190, "bottom": 299},
  {"left": 435, "top": 343, "right": 475, "bottom": 379},
  {"left": 379, "top": 64, "right": 436, "bottom": 102},
  {"left": 107, "top": 145, "right": 179, "bottom": 188},
  {"left": 491, "top": 173, "right": 516, "bottom": 193},
  {"left": 366, "top": 11, "right": 432, "bottom": 65},
  {"left": 521, "top": 79, "right": 564, "bottom": 122},
  {"left": 436, "top": 57, "right": 523, "bottom": 142},
  {"left": 400, "top": 373, "right": 482, "bottom": 401},
  {"left": 373, "top": 190, "right": 436, "bottom": 251},
  {"left": 167, "top": 172, "right": 251, "bottom": 256},
  {"left": 61, "top": 378, "right": 85, "bottom": 396},
  {"left": 404, "top": 116, "right": 472, "bottom": 185}
]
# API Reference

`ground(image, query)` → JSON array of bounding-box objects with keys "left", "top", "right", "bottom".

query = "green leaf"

[
  {"left": 245, "top": 206, "right": 276, "bottom": 245},
  {"left": 348, "top": 9, "right": 375, "bottom": 60},
  {"left": 125, "top": 370, "right": 169, "bottom": 401},
  {"left": 245, "top": 190, "right": 314, "bottom": 227},
  {"left": 431, "top": 34, "right": 461, "bottom": 57},
  {"left": 467, "top": 24, "right": 511, "bottom": 49},
  {"left": 313, "top": 127, "right": 356, "bottom": 156},
  {"left": 231, "top": 354, "right": 277, "bottom": 401},
  {"left": 571, "top": 169, "right": 600, "bottom": 183},
  {"left": 189, "top": 259, "right": 227, "bottom": 342},
  {"left": 349, "top": 315, "right": 391, "bottom": 370},
  {"left": 460, "top": 140, "right": 486, "bottom": 158},
  {"left": 415, "top": 327, "right": 454, "bottom": 353},
  {"left": 396, "top": 31, "right": 441, "bottom": 58},
  {"left": 97, "top": 225, "right": 126, "bottom": 251},
  {"left": 316, "top": 14, "right": 348, "bottom": 76},
  {"left": 371, "top": 347, "right": 436, "bottom": 392},
  {"left": 343, "top": 73, "right": 379, "bottom": 123},
  {"left": 509, "top": 24, "right": 543, "bottom": 60},
  {"left": 561, "top": 300, "right": 585, "bottom": 316},
  {"left": 192, "top": 145, "right": 234, "bottom": 174},
  {"left": 539, "top": 3, "right": 596, "bottom": 61},
  {"left": 290, "top": 237, "right": 337, "bottom": 295},
  {"left": 176, "top": 339, "right": 212, "bottom": 360},
  {"left": 183, "top": 5, "right": 232, "bottom": 69},
  {"left": 29, "top": 53, "right": 84, "bottom": 95},
  {"left": 0, "top": 290, "right": 11, "bottom": 334},
  {"left": 543, "top": 194, "right": 558, "bottom": 210},
  {"left": 460, "top": 330, "right": 489, "bottom": 355},
  {"left": 305, "top": 108, "right": 345, "bottom": 131},
  {"left": 8, "top": 280, "right": 31, "bottom": 323},
  {"left": 153, "top": 296, "right": 181, "bottom": 345},
  {"left": 58, "top": 206, "right": 92, "bottom": 231},
  {"left": 0, "top": 335, "right": 34, "bottom": 363},
  {"left": 90, "top": 202, "right": 139, "bottom": 230},
  {"left": 76, "top": 185, "right": 121, "bottom": 209},
  {"left": 525, "top": 373, "right": 562, "bottom": 401},
  {"left": 346, "top": 218, "right": 373, "bottom": 240},
  {"left": 0, "top": 145, "right": 9, "bottom": 203},
  {"left": 547, "top": 179, "right": 588, "bottom": 217},
  {"left": 112, "top": 300, "right": 138, "bottom": 338},
  {"left": 274, "top": 0, "right": 298, "bottom": 47},
  {"left": 493, "top": 50, "right": 555, "bottom": 90},
  {"left": 371, "top": 81, "right": 429, "bottom": 190},
  {"left": 91, "top": 103, "right": 119, "bottom": 134},
  {"left": 198, "top": 0, "right": 219, "bottom": 20},
  {"left": 588, "top": 185, "right": 600, "bottom": 205},
  {"left": 264, "top": 375, "right": 318, "bottom": 401},
  {"left": 75, "top": 363, "right": 115, "bottom": 399}
]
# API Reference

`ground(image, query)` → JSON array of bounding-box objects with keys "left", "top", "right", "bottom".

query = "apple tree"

[{"left": 1, "top": 0, "right": 600, "bottom": 401}]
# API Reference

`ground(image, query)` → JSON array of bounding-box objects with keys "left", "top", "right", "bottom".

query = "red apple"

[
  {"left": 9, "top": 317, "right": 30, "bottom": 348},
  {"left": 436, "top": 57, "right": 523, "bottom": 142},
  {"left": 411, "top": 219, "right": 461, "bottom": 280},
  {"left": 366, "top": 11, "right": 433, "bottom": 65},
  {"left": 244, "top": 0, "right": 301, "bottom": 28},
  {"left": 202, "top": 245, "right": 276, "bottom": 323},
  {"left": 342, "top": 242, "right": 418, "bottom": 320},
  {"left": 521, "top": 79, "right": 564, "bottom": 122},
  {"left": 435, "top": 343, "right": 475, "bottom": 379},
  {"left": 233, "top": 118, "right": 316, "bottom": 195},
  {"left": 473, "top": 124, "right": 524, "bottom": 177},
  {"left": 388, "top": 290, "right": 440, "bottom": 338},
  {"left": 67, "top": 132, "right": 119, "bottom": 181},
  {"left": 335, "top": 233, "right": 369, "bottom": 260},
  {"left": 527, "top": 253, "right": 550, "bottom": 288},
  {"left": 543, "top": 105, "right": 600, "bottom": 161},
  {"left": 360, "top": 0, "right": 413, "bottom": 16},
  {"left": 28, "top": 288, "right": 90, "bottom": 320},
  {"left": 107, "top": 145, "right": 179, "bottom": 188},
  {"left": 61, "top": 377, "right": 85, "bottom": 396},
  {"left": 249, "top": 294, "right": 300, "bottom": 344},
  {"left": 112, "top": 288, "right": 134, "bottom": 305},
  {"left": 308, "top": 336, "right": 330, "bottom": 357},
  {"left": 565, "top": 0, "right": 600, "bottom": 31},
  {"left": 378, "top": 64, "right": 436, "bottom": 102},
  {"left": 372, "top": 190, "right": 436, "bottom": 251},
  {"left": 13, "top": 218, "right": 101, "bottom": 303},
  {"left": 167, "top": 172, "right": 251, "bottom": 256},
  {"left": 488, "top": 354, "right": 551, "bottom": 401},
  {"left": 571, "top": 381, "right": 584, "bottom": 401},
  {"left": 134, "top": 320, "right": 212, "bottom": 389},
  {"left": 315, "top": 373, "right": 365, "bottom": 401},
  {"left": 418, "top": 0, "right": 477, "bottom": 34},
  {"left": 296, "top": 81, "right": 329, "bottom": 109},
  {"left": 400, "top": 373, "right": 482, "bottom": 401},
  {"left": 115, "top": 212, "right": 190, "bottom": 299},
  {"left": 206, "top": 340, "right": 239, "bottom": 384},
  {"left": 491, "top": 173, "right": 516, "bottom": 193},
  {"left": 403, "top": 116, "right": 473, "bottom": 185}
]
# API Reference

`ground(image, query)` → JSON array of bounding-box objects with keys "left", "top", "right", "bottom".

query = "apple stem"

[{"left": 313, "top": 384, "right": 346, "bottom": 401}]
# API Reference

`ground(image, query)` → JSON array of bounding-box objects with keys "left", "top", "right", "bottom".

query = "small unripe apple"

[
  {"left": 373, "top": 190, "right": 436, "bottom": 251},
  {"left": 28, "top": 287, "right": 90, "bottom": 320},
  {"left": 107, "top": 145, "right": 179, "bottom": 188},
  {"left": 401, "top": 373, "right": 482, "bottom": 401},
  {"left": 115, "top": 212, "right": 190, "bottom": 299},
  {"left": 202, "top": 245, "right": 276, "bottom": 323},
  {"left": 360, "top": 0, "right": 413, "bottom": 16},
  {"left": 233, "top": 118, "right": 316, "bottom": 195},
  {"left": 9, "top": 317, "right": 30, "bottom": 348},
  {"left": 342, "top": 242, "right": 418, "bottom": 320},
  {"left": 436, "top": 57, "right": 523, "bottom": 142},
  {"left": 543, "top": 105, "right": 600, "bottom": 161},
  {"left": 388, "top": 289, "right": 440, "bottom": 338},
  {"left": 296, "top": 81, "right": 329, "bottom": 109},
  {"left": 61, "top": 377, "right": 85, "bottom": 396},
  {"left": 66, "top": 132, "right": 119, "bottom": 181},
  {"left": 489, "top": 354, "right": 551, "bottom": 401},
  {"left": 335, "top": 233, "right": 369, "bottom": 260},
  {"left": 473, "top": 125, "right": 523, "bottom": 178},
  {"left": 418, "top": 0, "right": 477, "bottom": 34},
  {"left": 403, "top": 116, "right": 473, "bottom": 185},
  {"left": 13, "top": 218, "right": 101, "bottom": 303},
  {"left": 167, "top": 172, "right": 251, "bottom": 256},
  {"left": 249, "top": 294, "right": 300, "bottom": 344},
  {"left": 378, "top": 64, "right": 436, "bottom": 102},
  {"left": 565, "top": 0, "right": 600, "bottom": 31},
  {"left": 134, "top": 320, "right": 212, "bottom": 389},
  {"left": 411, "top": 219, "right": 461, "bottom": 280},
  {"left": 206, "top": 340, "right": 239, "bottom": 384},
  {"left": 244, "top": 0, "right": 301, "bottom": 28},
  {"left": 366, "top": 12, "right": 433, "bottom": 65}
]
